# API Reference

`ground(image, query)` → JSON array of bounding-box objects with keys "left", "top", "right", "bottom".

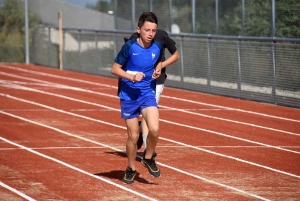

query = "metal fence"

[
  {"left": 32, "top": 26, "right": 300, "bottom": 108},
  {"left": 97, "top": 0, "right": 300, "bottom": 38},
  {"left": 1, "top": 0, "right": 300, "bottom": 108}
]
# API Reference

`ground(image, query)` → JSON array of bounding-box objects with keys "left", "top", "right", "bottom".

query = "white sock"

[{"left": 142, "top": 134, "right": 147, "bottom": 149}]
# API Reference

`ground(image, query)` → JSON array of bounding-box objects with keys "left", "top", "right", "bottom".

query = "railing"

[{"left": 32, "top": 25, "right": 300, "bottom": 108}]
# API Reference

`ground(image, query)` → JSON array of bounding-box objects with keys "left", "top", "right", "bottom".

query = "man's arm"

[{"left": 160, "top": 50, "right": 180, "bottom": 69}]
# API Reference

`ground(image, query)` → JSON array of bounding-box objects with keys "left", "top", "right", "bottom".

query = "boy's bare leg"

[
  {"left": 140, "top": 84, "right": 164, "bottom": 150},
  {"left": 125, "top": 117, "right": 139, "bottom": 170},
  {"left": 141, "top": 106, "right": 159, "bottom": 159}
]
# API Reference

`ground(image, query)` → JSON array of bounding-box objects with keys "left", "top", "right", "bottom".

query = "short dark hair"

[{"left": 137, "top": 12, "right": 158, "bottom": 28}]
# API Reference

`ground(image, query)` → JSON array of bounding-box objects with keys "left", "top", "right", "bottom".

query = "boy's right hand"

[{"left": 132, "top": 72, "right": 145, "bottom": 82}]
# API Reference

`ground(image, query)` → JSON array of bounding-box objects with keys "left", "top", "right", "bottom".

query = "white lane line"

[
  {"left": 1, "top": 94, "right": 300, "bottom": 179},
  {"left": 1, "top": 72, "right": 299, "bottom": 138},
  {"left": 0, "top": 136, "right": 158, "bottom": 201},
  {"left": 1, "top": 64, "right": 299, "bottom": 123},
  {"left": 1, "top": 109, "right": 114, "bottom": 112},
  {"left": 1, "top": 84, "right": 299, "bottom": 155},
  {"left": 0, "top": 146, "right": 108, "bottom": 151},
  {"left": 0, "top": 111, "right": 271, "bottom": 201},
  {"left": 1, "top": 145, "right": 300, "bottom": 151},
  {"left": 0, "top": 181, "right": 37, "bottom": 201},
  {"left": 161, "top": 94, "right": 300, "bottom": 123},
  {"left": 160, "top": 105, "right": 300, "bottom": 137}
]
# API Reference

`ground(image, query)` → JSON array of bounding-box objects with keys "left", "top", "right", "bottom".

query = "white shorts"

[{"left": 155, "top": 84, "right": 164, "bottom": 103}]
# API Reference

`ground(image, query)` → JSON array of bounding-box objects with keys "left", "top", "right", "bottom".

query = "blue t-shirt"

[{"left": 115, "top": 38, "right": 163, "bottom": 100}]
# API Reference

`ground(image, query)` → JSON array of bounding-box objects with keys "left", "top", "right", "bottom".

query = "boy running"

[
  {"left": 111, "top": 12, "right": 163, "bottom": 184},
  {"left": 125, "top": 29, "right": 180, "bottom": 152}
]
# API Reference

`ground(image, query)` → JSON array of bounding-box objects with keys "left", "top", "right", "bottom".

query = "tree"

[
  {"left": 275, "top": 0, "right": 300, "bottom": 38},
  {"left": 0, "top": 0, "right": 39, "bottom": 62},
  {"left": 219, "top": 0, "right": 300, "bottom": 37}
]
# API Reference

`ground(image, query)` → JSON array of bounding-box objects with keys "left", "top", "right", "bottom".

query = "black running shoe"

[
  {"left": 122, "top": 167, "right": 136, "bottom": 184},
  {"left": 152, "top": 151, "right": 157, "bottom": 159},
  {"left": 143, "top": 149, "right": 158, "bottom": 159},
  {"left": 137, "top": 121, "right": 143, "bottom": 150},
  {"left": 141, "top": 151, "right": 161, "bottom": 178}
]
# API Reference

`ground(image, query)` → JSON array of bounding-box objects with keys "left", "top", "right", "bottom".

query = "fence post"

[
  {"left": 215, "top": 0, "right": 218, "bottom": 34},
  {"left": 191, "top": 0, "right": 195, "bottom": 34},
  {"left": 271, "top": 41, "right": 276, "bottom": 104},
  {"left": 47, "top": 27, "right": 51, "bottom": 66},
  {"left": 114, "top": 0, "right": 118, "bottom": 29},
  {"left": 179, "top": 36, "right": 184, "bottom": 85},
  {"left": 207, "top": 37, "right": 211, "bottom": 92},
  {"left": 169, "top": 0, "right": 173, "bottom": 32},
  {"left": 25, "top": 0, "right": 29, "bottom": 64},
  {"left": 95, "top": 31, "right": 99, "bottom": 72},
  {"left": 58, "top": 10, "right": 63, "bottom": 70},
  {"left": 78, "top": 29, "right": 82, "bottom": 71},
  {"left": 241, "top": 0, "right": 245, "bottom": 36},
  {"left": 237, "top": 40, "right": 242, "bottom": 98},
  {"left": 271, "top": 0, "right": 276, "bottom": 103},
  {"left": 63, "top": 31, "right": 66, "bottom": 70},
  {"left": 131, "top": 0, "right": 135, "bottom": 31},
  {"left": 271, "top": 0, "right": 275, "bottom": 37}
]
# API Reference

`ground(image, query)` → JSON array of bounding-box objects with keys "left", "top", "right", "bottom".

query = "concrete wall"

[{"left": 28, "top": 0, "right": 131, "bottom": 30}]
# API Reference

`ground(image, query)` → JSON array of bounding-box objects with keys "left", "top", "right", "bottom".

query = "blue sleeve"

[
  {"left": 114, "top": 39, "right": 135, "bottom": 65},
  {"left": 114, "top": 44, "right": 130, "bottom": 66}
]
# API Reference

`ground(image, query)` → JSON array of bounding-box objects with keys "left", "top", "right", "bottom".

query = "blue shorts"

[{"left": 120, "top": 96, "right": 158, "bottom": 119}]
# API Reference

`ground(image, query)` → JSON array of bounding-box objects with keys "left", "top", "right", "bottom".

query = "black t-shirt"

[{"left": 127, "top": 29, "right": 177, "bottom": 84}]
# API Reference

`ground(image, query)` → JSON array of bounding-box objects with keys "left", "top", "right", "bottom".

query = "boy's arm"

[{"left": 111, "top": 62, "right": 145, "bottom": 82}]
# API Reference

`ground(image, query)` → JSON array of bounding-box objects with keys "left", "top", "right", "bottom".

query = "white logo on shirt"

[
  {"left": 152, "top": 52, "right": 155, "bottom": 59},
  {"left": 133, "top": 53, "right": 139, "bottom": 55},
  {"left": 123, "top": 113, "right": 131, "bottom": 116}
]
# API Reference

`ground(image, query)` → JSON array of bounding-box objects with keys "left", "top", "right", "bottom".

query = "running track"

[{"left": 0, "top": 63, "right": 299, "bottom": 200}]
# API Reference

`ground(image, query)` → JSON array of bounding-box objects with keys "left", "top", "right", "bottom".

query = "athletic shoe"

[
  {"left": 141, "top": 150, "right": 161, "bottom": 178},
  {"left": 137, "top": 121, "right": 143, "bottom": 150},
  {"left": 122, "top": 167, "right": 136, "bottom": 184},
  {"left": 152, "top": 151, "right": 157, "bottom": 159}
]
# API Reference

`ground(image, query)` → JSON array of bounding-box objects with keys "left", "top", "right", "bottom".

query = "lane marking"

[
  {"left": 1, "top": 95, "right": 300, "bottom": 179},
  {"left": 0, "top": 136, "right": 158, "bottom": 201},
  {"left": 1, "top": 87, "right": 299, "bottom": 155},
  {"left": 1, "top": 65, "right": 299, "bottom": 123},
  {"left": 160, "top": 105, "right": 300, "bottom": 137},
  {"left": 0, "top": 181, "right": 37, "bottom": 201},
  {"left": 0, "top": 111, "right": 271, "bottom": 200},
  {"left": 0, "top": 72, "right": 299, "bottom": 138},
  {"left": 1, "top": 145, "right": 300, "bottom": 151},
  {"left": 0, "top": 146, "right": 109, "bottom": 150}
]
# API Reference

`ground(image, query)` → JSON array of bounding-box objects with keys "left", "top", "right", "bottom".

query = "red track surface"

[{"left": 0, "top": 63, "right": 299, "bottom": 200}]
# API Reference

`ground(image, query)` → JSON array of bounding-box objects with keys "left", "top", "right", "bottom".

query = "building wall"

[{"left": 28, "top": 0, "right": 131, "bottom": 30}]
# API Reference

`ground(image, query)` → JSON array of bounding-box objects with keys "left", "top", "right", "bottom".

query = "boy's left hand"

[
  {"left": 152, "top": 62, "right": 162, "bottom": 79},
  {"left": 152, "top": 67, "right": 161, "bottom": 79}
]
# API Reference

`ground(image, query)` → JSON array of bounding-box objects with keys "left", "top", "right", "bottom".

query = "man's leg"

[
  {"left": 155, "top": 84, "right": 164, "bottom": 103},
  {"left": 141, "top": 118, "right": 148, "bottom": 149}
]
